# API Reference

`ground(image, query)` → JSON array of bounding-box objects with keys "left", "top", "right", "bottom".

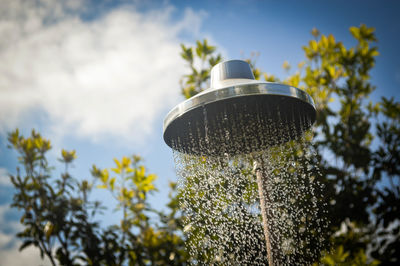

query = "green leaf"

[
  {"left": 180, "top": 44, "right": 193, "bottom": 63},
  {"left": 91, "top": 165, "right": 102, "bottom": 177},
  {"left": 196, "top": 40, "right": 202, "bottom": 58}
]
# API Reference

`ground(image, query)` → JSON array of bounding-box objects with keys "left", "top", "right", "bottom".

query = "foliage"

[
  {"left": 180, "top": 39, "right": 222, "bottom": 98},
  {"left": 8, "top": 129, "right": 188, "bottom": 265},
  {"left": 297, "top": 25, "right": 399, "bottom": 265},
  {"left": 318, "top": 245, "right": 380, "bottom": 266}
]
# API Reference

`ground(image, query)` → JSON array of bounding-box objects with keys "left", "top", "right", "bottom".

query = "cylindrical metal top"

[{"left": 210, "top": 60, "right": 255, "bottom": 89}]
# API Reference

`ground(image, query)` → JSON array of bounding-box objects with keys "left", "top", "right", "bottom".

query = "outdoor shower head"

[{"left": 163, "top": 60, "right": 316, "bottom": 156}]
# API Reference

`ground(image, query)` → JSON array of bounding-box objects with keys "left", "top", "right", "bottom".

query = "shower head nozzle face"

[{"left": 163, "top": 60, "right": 316, "bottom": 156}]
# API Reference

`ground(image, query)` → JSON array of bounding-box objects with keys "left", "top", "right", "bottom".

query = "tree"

[
  {"left": 7, "top": 129, "right": 188, "bottom": 265},
  {"left": 179, "top": 25, "right": 399, "bottom": 264}
]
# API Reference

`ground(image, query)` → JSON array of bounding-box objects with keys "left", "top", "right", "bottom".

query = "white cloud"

[
  {"left": 0, "top": 168, "right": 10, "bottom": 186},
  {"left": 0, "top": 243, "right": 51, "bottom": 266},
  {"left": 0, "top": 202, "right": 51, "bottom": 266},
  {"left": 0, "top": 204, "right": 21, "bottom": 249},
  {"left": 0, "top": 0, "right": 205, "bottom": 144},
  {"left": 0, "top": 212, "right": 51, "bottom": 266}
]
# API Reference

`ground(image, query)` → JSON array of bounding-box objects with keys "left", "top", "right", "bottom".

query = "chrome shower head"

[{"left": 163, "top": 60, "right": 316, "bottom": 156}]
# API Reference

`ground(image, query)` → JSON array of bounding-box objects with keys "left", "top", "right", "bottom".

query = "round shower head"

[{"left": 163, "top": 60, "right": 316, "bottom": 156}]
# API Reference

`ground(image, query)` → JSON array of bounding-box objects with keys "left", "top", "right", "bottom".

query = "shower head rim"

[{"left": 163, "top": 81, "right": 316, "bottom": 135}]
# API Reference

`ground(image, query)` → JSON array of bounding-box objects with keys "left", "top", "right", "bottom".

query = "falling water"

[{"left": 172, "top": 101, "right": 329, "bottom": 265}]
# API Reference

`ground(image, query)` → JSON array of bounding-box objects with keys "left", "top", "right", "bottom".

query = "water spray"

[{"left": 163, "top": 60, "right": 317, "bottom": 265}]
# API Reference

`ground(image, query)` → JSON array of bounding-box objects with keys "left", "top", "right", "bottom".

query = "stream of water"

[{"left": 172, "top": 103, "right": 329, "bottom": 265}]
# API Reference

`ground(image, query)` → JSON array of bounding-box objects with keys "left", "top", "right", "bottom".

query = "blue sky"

[{"left": 0, "top": 0, "right": 399, "bottom": 264}]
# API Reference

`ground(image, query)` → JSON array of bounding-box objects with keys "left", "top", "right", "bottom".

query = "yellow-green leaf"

[
  {"left": 26, "top": 139, "right": 32, "bottom": 150},
  {"left": 34, "top": 138, "right": 43, "bottom": 149},
  {"left": 61, "top": 149, "right": 77, "bottom": 162},
  {"left": 349, "top": 26, "right": 360, "bottom": 39},
  {"left": 91, "top": 165, "right": 102, "bottom": 177},
  {"left": 328, "top": 34, "right": 335, "bottom": 45},
  {"left": 282, "top": 60, "right": 290, "bottom": 70},
  {"left": 126, "top": 167, "right": 134, "bottom": 173},
  {"left": 122, "top": 156, "right": 131, "bottom": 168},
  {"left": 109, "top": 177, "right": 116, "bottom": 190},
  {"left": 311, "top": 27, "right": 320, "bottom": 38},
  {"left": 138, "top": 192, "right": 145, "bottom": 200},
  {"left": 371, "top": 49, "right": 379, "bottom": 57},
  {"left": 321, "top": 35, "right": 328, "bottom": 48},
  {"left": 44, "top": 221, "right": 54, "bottom": 239},
  {"left": 136, "top": 166, "right": 145, "bottom": 179},
  {"left": 129, "top": 251, "right": 137, "bottom": 260},
  {"left": 134, "top": 203, "right": 145, "bottom": 211},
  {"left": 101, "top": 169, "right": 109, "bottom": 183},
  {"left": 113, "top": 158, "right": 121, "bottom": 169},
  {"left": 310, "top": 40, "right": 318, "bottom": 52},
  {"left": 327, "top": 66, "right": 335, "bottom": 77},
  {"left": 111, "top": 168, "right": 121, "bottom": 174}
]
